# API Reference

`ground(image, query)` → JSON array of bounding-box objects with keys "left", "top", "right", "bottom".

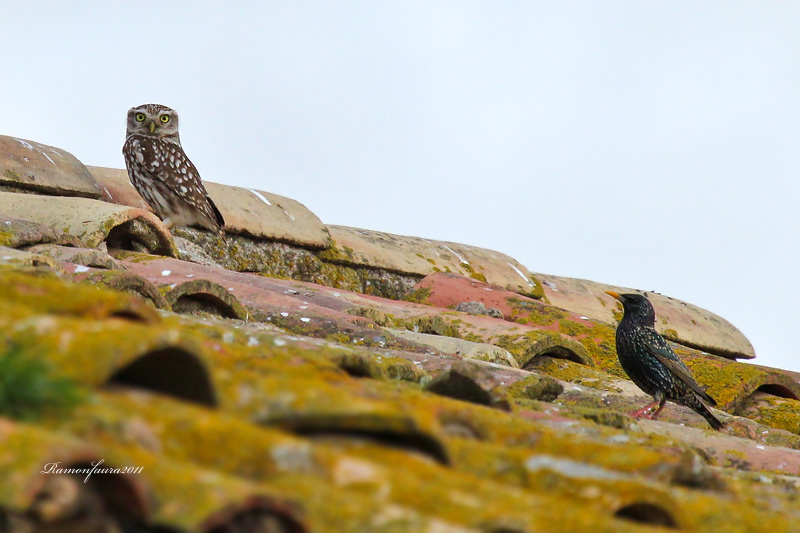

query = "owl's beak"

[{"left": 148, "top": 121, "right": 156, "bottom": 133}]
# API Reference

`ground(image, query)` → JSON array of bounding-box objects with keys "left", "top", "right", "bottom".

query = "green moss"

[
  {"left": 0, "top": 267, "right": 158, "bottom": 322},
  {"left": 325, "top": 332, "right": 352, "bottom": 344},
  {"left": 3, "top": 169, "right": 23, "bottom": 181},
  {"left": 317, "top": 243, "right": 355, "bottom": 263},
  {"left": 469, "top": 272, "right": 487, "bottom": 282},
  {"left": 558, "top": 319, "right": 591, "bottom": 337},
  {"left": 5, "top": 261, "right": 800, "bottom": 529},
  {"left": 610, "top": 301, "right": 624, "bottom": 323},
  {"left": 397, "top": 315, "right": 462, "bottom": 338},
  {"left": 575, "top": 407, "right": 629, "bottom": 429},
  {"left": 738, "top": 395, "right": 800, "bottom": 436},
  {"left": 663, "top": 328, "right": 679, "bottom": 340},
  {"left": 348, "top": 307, "right": 462, "bottom": 339},
  {"left": 526, "top": 275, "right": 545, "bottom": 300},
  {"left": 528, "top": 357, "right": 623, "bottom": 392},
  {"left": 572, "top": 322, "right": 622, "bottom": 375},
  {"left": 505, "top": 375, "right": 563, "bottom": 402},
  {"left": 506, "top": 297, "right": 566, "bottom": 326},
  {"left": 0, "top": 230, "right": 14, "bottom": 247},
  {"left": 462, "top": 332, "right": 486, "bottom": 343},
  {"left": 402, "top": 286, "right": 432, "bottom": 305},
  {"left": 348, "top": 307, "right": 393, "bottom": 327},
  {"left": 108, "top": 250, "right": 158, "bottom": 263},
  {"left": 0, "top": 340, "right": 86, "bottom": 421},
  {"left": 677, "top": 349, "right": 765, "bottom": 409}
]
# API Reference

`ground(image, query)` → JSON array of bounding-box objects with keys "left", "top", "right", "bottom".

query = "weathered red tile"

[
  {"left": 0, "top": 135, "right": 101, "bottom": 198},
  {"left": 87, "top": 165, "right": 151, "bottom": 210},
  {"left": 112, "top": 253, "right": 431, "bottom": 354}
]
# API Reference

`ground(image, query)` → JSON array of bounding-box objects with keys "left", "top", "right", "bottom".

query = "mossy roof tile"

[
  {"left": 0, "top": 191, "right": 176, "bottom": 256},
  {"left": 325, "top": 225, "right": 542, "bottom": 298},
  {"left": 0, "top": 246, "right": 66, "bottom": 274},
  {"left": 0, "top": 214, "right": 80, "bottom": 248},
  {"left": 3, "top": 138, "right": 800, "bottom": 529},
  {"left": 2, "top": 268, "right": 800, "bottom": 529}
]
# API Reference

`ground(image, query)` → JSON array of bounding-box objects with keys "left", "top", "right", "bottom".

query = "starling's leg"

[
  {"left": 648, "top": 399, "right": 668, "bottom": 420},
  {"left": 629, "top": 399, "right": 660, "bottom": 418}
]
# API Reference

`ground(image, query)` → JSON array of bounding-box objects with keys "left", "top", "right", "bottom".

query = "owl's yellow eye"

[
  {"left": 160, "top": 115, "right": 170, "bottom": 123},
  {"left": 135, "top": 113, "right": 146, "bottom": 122}
]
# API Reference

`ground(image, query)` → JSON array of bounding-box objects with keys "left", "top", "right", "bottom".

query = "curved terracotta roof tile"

[
  {"left": 88, "top": 165, "right": 152, "bottom": 210},
  {"left": 0, "top": 246, "right": 66, "bottom": 274},
  {"left": 91, "top": 165, "right": 331, "bottom": 249},
  {"left": 74, "top": 269, "right": 171, "bottom": 310},
  {"left": 0, "top": 419, "right": 104, "bottom": 512},
  {"left": 201, "top": 496, "right": 307, "bottom": 533},
  {"left": 324, "top": 225, "right": 543, "bottom": 298},
  {"left": 425, "top": 360, "right": 514, "bottom": 411},
  {"left": 0, "top": 191, "right": 176, "bottom": 256},
  {"left": 204, "top": 182, "right": 331, "bottom": 248},
  {"left": 113, "top": 253, "right": 429, "bottom": 353},
  {"left": 108, "top": 347, "right": 218, "bottom": 407},
  {"left": 4, "top": 132, "right": 800, "bottom": 529},
  {"left": 287, "top": 417, "right": 450, "bottom": 466},
  {"left": 164, "top": 279, "right": 250, "bottom": 320},
  {"left": 0, "top": 135, "right": 101, "bottom": 198},
  {"left": 0, "top": 268, "right": 159, "bottom": 322},
  {"left": 673, "top": 345, "right": 800, "bottom": 413},
  {"left": 324, "top": 350, "right": 424, "bottom": 381},
  {"left": 535, "top": 273, "right": 755, "bottom": 360},
  {"left": 0, "top": 214, "right": 81, "bottom": 248},
  {"left": 28, "top": 243, "right": 123, "bottom": 270},
  {"left": 386, "top": 328, "right": 519, "bottom": 367}
]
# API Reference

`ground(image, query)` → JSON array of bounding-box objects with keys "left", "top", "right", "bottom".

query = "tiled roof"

[{"left": 0, "top": 133, "right": 799, "bottom": 531}]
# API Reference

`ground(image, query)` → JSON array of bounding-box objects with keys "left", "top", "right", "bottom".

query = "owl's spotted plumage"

[{"left": 123, "top": 104, "right": 224, "bottom": 234}]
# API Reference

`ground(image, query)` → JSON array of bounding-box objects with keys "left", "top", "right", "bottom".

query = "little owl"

[{"left": 123, "top": 104, "right": 225, "bottom": 234}]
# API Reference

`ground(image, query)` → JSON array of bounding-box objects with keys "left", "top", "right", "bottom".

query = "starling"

[{"left": 606, "top": 291, "right": 723, "bottom": 430}]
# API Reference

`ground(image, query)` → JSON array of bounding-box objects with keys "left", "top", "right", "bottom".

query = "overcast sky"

[{"left": 2, "top": 3, "right": 799, "bottom": 371}]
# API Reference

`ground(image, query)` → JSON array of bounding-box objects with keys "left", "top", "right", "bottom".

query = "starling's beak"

[
  {"left": 605, "top": 291, "right": 622, "bottom": 302},
  {"left": 148, "top": 121, "right": 156, "bottom": 133}
]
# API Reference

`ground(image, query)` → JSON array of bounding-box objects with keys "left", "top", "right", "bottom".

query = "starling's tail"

[{"left": 693, "top": 400, "right": 724, "bottom": 431}]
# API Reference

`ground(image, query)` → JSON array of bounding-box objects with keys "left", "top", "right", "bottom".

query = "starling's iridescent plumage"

[{"left": 606, "top": 291, "right": 723, "bottom": 430}]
